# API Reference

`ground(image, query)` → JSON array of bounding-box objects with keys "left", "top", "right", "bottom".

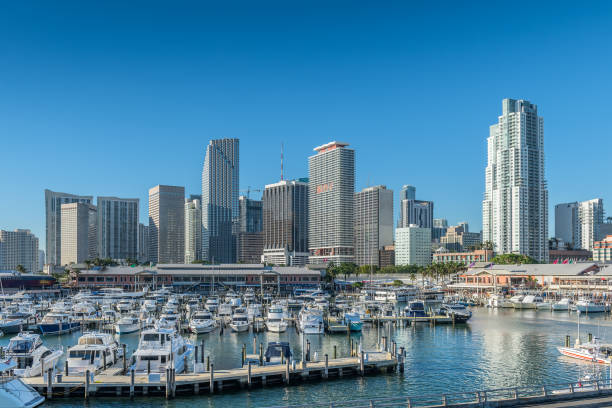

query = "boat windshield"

[
  {"left": 69, "top": 350, "right": 96, "bottom": 359},
  {"left": 78, "top": 337, "right": 104, "bottom": 345},
  {"left": 8, "top": 340, "right": 32, "bottom": 352}
]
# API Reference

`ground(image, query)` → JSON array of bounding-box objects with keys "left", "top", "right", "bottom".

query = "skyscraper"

[
  {"left": 555, "top": 202, "right": 580, "bottom": 248},
  {"left": 354, "top": 185, "right": 393, "bottom": 267},
  {"left": 482, "top": 99, "right": 548, "bottom": 262},
  {"left": 60, "top": 203, "right": 97, "bottom": 265},
  {"left": 184, "top": 197, "right": 202, "bottom": 263},
  {"left": 148, "top": 185, "right": 185, "bottom": 264},
  {"left": 44, "top": 189, "right": 93, "bottom": 265},
  {"left": 96, "top": 197, "right": 139, "bottom": 260},
  {"left": 0, "top": 229, "right": 39, "bottom": 273},
  {"left": 395, "top": 226, "right": 431, "bottom": 266},
  {"left": 308, "top": 141, "right": 355, "bottom": 264},
  {"left": 202, "top": 138, "right": 239, "bottom": 263},
  {"left": 138, "top": 223, "right": 149, "bottom": 263},
  {"left": 399, "top": 199, "right": 434, "bottom": 229},
  {"left": 262, "top": 179, "right": 309, "bottom": 266},
  {"left": 237, "top": 196, "right": 263, "bottom": 264},
  {"left": 399, "top": 185, "right": 416, "bottom": 201}
]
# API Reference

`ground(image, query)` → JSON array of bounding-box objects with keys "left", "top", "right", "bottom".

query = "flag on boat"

[
  {"left": 562, "top": 258, "right": 569, "bottom": 264},
  {"left": 553, "top": 258, "right": 559, "bottom": 264}
]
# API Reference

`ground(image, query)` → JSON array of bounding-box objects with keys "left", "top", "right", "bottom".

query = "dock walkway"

[{"left": 24, "top": 351, "right": 398, "bottom": 399}]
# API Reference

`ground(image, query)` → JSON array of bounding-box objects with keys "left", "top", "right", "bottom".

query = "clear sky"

[{"left": 1, "top": 1, "right": 612, "bottom": 249}]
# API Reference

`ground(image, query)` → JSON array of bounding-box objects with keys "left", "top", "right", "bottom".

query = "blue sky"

[{"left": 1, "top": 1, "right": 612, "bottom": 248}]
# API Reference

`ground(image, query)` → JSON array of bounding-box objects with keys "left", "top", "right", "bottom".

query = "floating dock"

[{"left": 24, "top": 351, "right": 400, "bottom": 400}]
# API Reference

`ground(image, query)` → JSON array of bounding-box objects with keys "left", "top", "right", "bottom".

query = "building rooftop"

[
  {"left": 77, "top": 263, "right": 321, "bottom": 276},
  {"left": 465, "top": 263, "right": 599, "bottom": 277},
  {"left": 313, "top": 141, "right": 350, "bottom": 153}
]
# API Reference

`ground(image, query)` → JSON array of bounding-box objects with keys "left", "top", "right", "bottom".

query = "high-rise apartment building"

[
  {"left": 44, "top": 189, "right": 93, "bottom": 265},
  {"left": 262, "top": 179, "right": 309, "bottom": 266},
  {"left": 0, "top": 229, "right": 39, "bottom": 273},
  {"left": 354, "top": 185, "right": 393, "bottom": 266},
  {"left": 399, "top": 185, "right": 416, "bottom": 201},
  {"left": 184, "top": 197, "right": 202, "bottom": 263},
  {"left": 578, "top": 198, "right": 604, "bottom": 251},
  {"left": 60, "top": 203, "right": 97, "bottom": 265},
  {"left": 96, "top": 197, "right": 139, "bottom": 261},
  {"left": 236, "top": 196, "right": 263, "bottom": 264},
  {"left": 482, "top": 99, "right": 548, "bottom": 262},
  {"left": 441, "top": 224, "right": 482, "bottom": 252},
  {"left": 555, "top": 199, "right": 604, "bottom": 251},
  {"left": 148, "top": 185, "right": 185, "bottom": 264},
  {"left": 432, "top": 218, "right": 448, "bottom": 242},
  {"left": 308, "top": 141, "right": 355, "bottom": 265},
  {"left": 138, "top": 223, "right": 149, "bottom": 263},
  {"left": 395, "top": 226, "right": 431, "bottom": 266},
  {"left": 202, "top": 139, "right": 239, "bottom": 263}
]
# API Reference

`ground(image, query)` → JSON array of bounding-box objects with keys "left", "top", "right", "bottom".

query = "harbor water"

[{"left": 5, "top": 307, "right": 612, "bottom": 407}]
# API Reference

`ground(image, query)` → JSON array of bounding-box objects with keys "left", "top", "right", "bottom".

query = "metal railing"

[{"left": 265, "top": 379, "right": 612, "bottom": 408}]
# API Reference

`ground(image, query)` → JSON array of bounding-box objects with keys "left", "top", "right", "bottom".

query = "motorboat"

[
  {"left": 0, "top": 359, "right": 44, "bottom": 408},
  {"left": 552, "top": 298, "right": 572, "bottom": 311},
  {"left": 189, "top": 310, "right": 217, "bottom": 334},
  {"left": 72, "top": 302, "right": 98, "bottom": 321},
  {"left": 243, "top": 289, "right": 256, "bottom": 303},
  {"left": 343, "top": 311, "right": 363, "bottom": 332},
  {"left": 205, "top": 296, "right": 219, "bottom": 312},
  {"left": 142, "top": 299, "right": 157, "bottom": 313},
  {"left": 66, "top": 332, "right": 122, "bottom": 374},
  {"left": 513, "top": 295, "right": 544, "bottom": 310},
  {"left": 38, "top": 311, "right": 80, "bottom": 335},
  {"left": 229, "top": 308, "right": 250, "bottom": 332},
  {"left": 509, "top": 294, "right": 524, "bottom": 307},
  {"left": 404, "top": 300, "right": 428, "bottom": 319},
  {"left": 5, "top": 332, "right": 63, "bottom": 377},
  {"left": 132, "top": 327, "right": 192, "bottom": 374},
  {"left": 226, "top": 292, "right": 242, "bottom": 308},
  {"left": 0, "top": 313, "right": 27, "bottom": 334},
  {"left": 115, "top": 299, "right": 134, "bottom": 314},
  {"left": 575, "top": 298, "right": 608, "bottom": 313},
  {"left": 265, "top": 304, "right": 288, "bottom": 333},
  {"left": 298, "top": 307, "right": 324, "bottom": 334},
  {"left": 264, "top": 342, "right": 292, "bottom": 365},
  {"left": 440, "top": 304, "right": 472, "bottom": 323},
  {"left": 156, "top": 311, "right": 180, "bottom": 330},
  {"left": 114, "top": 314, "right": 141, "bottom": 334},
  {"left": 218, "top": 303, "right": 233, "bottom": 324},
  {"left": 558, "top": 337, "right": 612, "bottom": 364}
]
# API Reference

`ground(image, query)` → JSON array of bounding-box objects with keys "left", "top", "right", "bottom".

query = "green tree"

[
  {"left": 15, "top": 264, "right": 26, "bottom": 274},
  {"left": 491, "top": 253, "right": 538, "bottom": 265},
  {"left": 392, "top": 279, "right": 403, "bottom": 287}
]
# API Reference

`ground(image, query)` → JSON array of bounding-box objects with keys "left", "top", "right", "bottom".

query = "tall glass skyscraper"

[
  {"left": 148, "top": 185, "right": 185, "bottom": 264},
  {"left": 308, "top": 141, "right": 355, "bottom": 265},
  {"left": 96, "top": 196, "right": 139, "bottom": 261},
  {"left": 202, "top": 138, "right": 239, "bottom": 263},
  {"left": 482, "top": 99, "right": 548, "bottom": 262}
]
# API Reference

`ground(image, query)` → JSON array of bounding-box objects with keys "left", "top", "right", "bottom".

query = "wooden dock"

[{"left": 24, "top": 351, "right": 399, "bottom": 400}]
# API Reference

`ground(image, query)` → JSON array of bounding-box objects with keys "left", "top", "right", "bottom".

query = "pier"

[{"left": 23, "top": 351, "right": 398, "bottom": 399}]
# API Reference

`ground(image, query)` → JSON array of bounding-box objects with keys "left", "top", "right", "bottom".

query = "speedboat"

[
  {"left": 298, "top": 307, "right": 324, "bottom": 334},
  {"left": 405, "top": 300, "right": 428, "bottom": 319},
  {"left": 229, "top": 309, "right": 250, "bottom": 332},
  {"left": 265, "top": 304, "right": 288, "bottom": 333},
  {"left": 264, "top": 342, "right": 292, "bottom": 365},
  {"left": 132, "top": 327, "right": 192, "bottom": 374},
  {"left": 509, "top": 294, "right": 524, "bottom": 308},
  {"left": 552, "top": 298, "right": 572, "bottom": 311},
  {"left": 440, "top": 304, "right": 472, "bottom": 323},
  {"left": 38, "top": 311, "right": 80, "bottom": 335},
  {"left": 513, "top": 295, "right": 543, "bottom": 310},
  {"left": 5, "top": 332, "right": 63, "bottom": 377},
  {"left": 575, "top": 298, "right": 607, "bottom": 313},
  {"left": 114, "top": 314, "right": 141, "bottom": 334},
  {"left": 189, "top": 311, "right": 217, "bottom": 334},
  {"left": 343, "top": 311, "right": 363, "bottom": 332},
  {"left": 66, "top": 332, "right": 122, "bottom": 374},
  {"left": 0, "top": 359, "right": 44, "bottom": 407}
]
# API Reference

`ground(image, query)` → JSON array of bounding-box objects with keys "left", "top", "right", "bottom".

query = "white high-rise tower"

[{"left": 482, "top": 99, "right": 548, "bottom": 262}]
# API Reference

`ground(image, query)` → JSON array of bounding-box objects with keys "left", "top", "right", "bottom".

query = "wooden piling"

[
  {"left": 85, "top": 369, "right": 90, "bottom": 400},
  {"left": 172, "top": 368, "right": 176, "bottom": 398},
  {"left": 334, "top": 345, "right": 337, "bottom": 359},
  {"left": 247, "top": 361, "right": 252, "bottom": 388},
  {"left": 259, "top": 344, "right": 264, "bottom": 365},
  {"left": 285, "top": 355, "right": 290, "bottom": 384},
  {"left": 210, "top": 363, "right": 215, "bottom": 393},
  {"left": 201, "top": 340, "right": 205, "bottom": 363},
  {"left": 47, "top": 369, "right": 52, "bottom": 399},
  {"left": 64, "top": 360, "right": 68, "bottom": 376},
  {"left": 324, "top": 354, "right": 329, "bottom": 379},
  {"left": 360, "top": 351, "right": 365, "bottom": 376},
  {"left": 130, "top": 369, "right": 135, "bottom": 399},
  {"left": 165, "top": 368, "right": 170, "bottom": 399},
  {"left": 242, "top": 344, "right": 246, "bottom": 366},
  {"left": 207, "top": 355, "right": 210, "bottom": 372},
  {"left": 122, "top": 344, "right": 127, "bottom": 374}
]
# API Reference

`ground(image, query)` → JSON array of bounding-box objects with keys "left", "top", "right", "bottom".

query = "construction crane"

[{"left": 240, "top": 186, "right": 262, "bottom": 199}]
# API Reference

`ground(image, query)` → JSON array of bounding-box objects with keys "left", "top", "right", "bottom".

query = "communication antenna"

[{"left": 281, "top": 142, "right": 284, "bottom": 181}]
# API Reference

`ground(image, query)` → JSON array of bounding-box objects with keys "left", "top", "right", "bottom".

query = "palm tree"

[{"left": 15, "top": 264, "right": 26, "bottom": 274}]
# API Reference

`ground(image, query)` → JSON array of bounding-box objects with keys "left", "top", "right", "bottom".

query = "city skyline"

[{"left": 2, "top": 2, "right": 612, "bottom": 249}]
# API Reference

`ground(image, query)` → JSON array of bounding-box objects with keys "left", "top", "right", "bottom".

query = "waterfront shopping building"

[{"left": 72, "top": 263, "right": 322, "bottom": 293}]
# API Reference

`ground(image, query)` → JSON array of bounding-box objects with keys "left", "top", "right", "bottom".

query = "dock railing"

[{"left": 266, "top": 379, "right": 612, "bottom": 407}]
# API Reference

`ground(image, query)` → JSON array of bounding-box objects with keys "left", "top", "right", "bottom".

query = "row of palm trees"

[{"left": 325, "top": 261, "right": 467, "bottom": 284}]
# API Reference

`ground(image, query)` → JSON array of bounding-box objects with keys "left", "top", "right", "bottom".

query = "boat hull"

[
  {"left": 557, "top": 346, "right": 610, "bottom": 364},
  {"left": 38, "top": 322, "right": 80, "bottom": 335},
  {"left": 115, "top": 324, "right": 140, "bottom": 334}
]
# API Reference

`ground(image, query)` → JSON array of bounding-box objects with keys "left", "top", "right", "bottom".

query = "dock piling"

[
  {"left": 324, "top": 354, "right": 329, "bottom": 379},
  {"left": 306, "top": 340, "right": 311, "bottom": 361},
  {"left": 360, "top": 350, "right": 365, "bottom": 376},
  {"left": 122, "top": 344, "right": 127, "bottom": 374},
  {"left": 85, "top": 369, "right": 90, "bottom": 400},
  {"left": 259, "top": 344, "right": 264, "bottom": 365},
  {"left": 242, "top": 344, "right": 246, "bottom": 366},
  {"left": 247, "top": 361, "right": 252, "bottom": 388},
  {"left": 64, "top": 360, "right": 68, "bottom": 376},
  {"left": 201, "top": 340, "right": 205, "bottom": 363},
  {"left": 210, "top": 363, "right": 215, "bottom": 393},
  {"left": 130, "top": 369, "right": 135, "bottom": 399},
  {"left": 285, "top": 355, "right": 290, "bottom": 384},
  {"left": 46, "top": 369, "right": 52, "bottom": 399},
  {"left": 334, "top": 345, "right": 337, "bottom": 359},
  {"left": 165, "top": 368, "right": 170, "bottom": 399}
]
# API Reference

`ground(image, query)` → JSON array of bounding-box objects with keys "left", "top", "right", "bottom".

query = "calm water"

[{"left": 5, "top": 308, "right": 612, "bottom": 407}]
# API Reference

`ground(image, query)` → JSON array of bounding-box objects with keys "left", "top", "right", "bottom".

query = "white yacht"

[
  {"left": 218, "top": 303, "right": 233, "bottom": 324},
  {"left": 133, "top": 327, "right": 192, "bottom": 374},
  {"left": 226, "top": 292, "right": 242, "bottom": 308},
  {"left": 552, "top": 298, "right": 572, "bottom": 311},
  {"left": 0, "top": 313, "right": 26, "bottom": 334},
  {"left": 142, "top": 299, "right": 157, "bottom": 313},
  {"left": 205, "top": 296, "right": 219, "bottom": 312},
  {"left": 66, "top": 332, "right": 122, "bottom": 375},
  {"left": 298, "top": 307, "right": 324, "bottom": 334},
  {"left": 0, "top": 359, "right": 44, "bottom": 408},
  {"left": 243, "top": 289, "right": 256, "bottom": 303},
  {"left": 189, "top": 310, "right": 217, "bottom": 334},
  {"left": 229, "top": 308, "right": 250, "bottom": 332},
  {"left": 72, "top": 302, "right": 98, "bottom": 321},
  {"left": 38, "top": 311, "right": 80, "bottom": 335},
  {"left": 114, "top": 314, "right": 141, "bottom": 334},
  {"left": 156, "top": 311, "right": 180, "bottom": 330},
  {"left": 5, "top": 332, "right": 63, "bottom": 377},
  {"left": 509, "top": 294, "right": 524, "bottom": 308},
  {"left": 115, "top": 299, "right": 134, "bottom": 314},
  {"left": 265, "top": 304, "right": 288, "bottom": 333}
]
